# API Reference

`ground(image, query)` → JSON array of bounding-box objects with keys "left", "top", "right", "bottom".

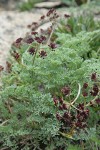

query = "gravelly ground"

[{"left": 0, "top": 9, "right": 47, "bottom": 67}]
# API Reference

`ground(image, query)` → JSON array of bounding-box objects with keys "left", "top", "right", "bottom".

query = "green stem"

[
  {"left": 47, "top": 22, "right": 56, "bottom": 45},
  {"left": 32, "top": 44, "right": 40, "bottom": 65}
]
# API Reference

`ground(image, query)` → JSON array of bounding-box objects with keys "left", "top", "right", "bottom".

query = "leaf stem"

[{"left": 71, "top": 83, "right": 81, "bottom": 105}]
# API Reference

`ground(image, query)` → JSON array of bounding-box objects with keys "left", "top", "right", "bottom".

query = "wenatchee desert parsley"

[{"left": 0, "top": 8, "right": 100, "bottom": 150}]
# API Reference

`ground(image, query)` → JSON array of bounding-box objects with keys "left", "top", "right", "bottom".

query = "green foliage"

[
  {"left": 19, "top": 0, "right": 43, "bottom": 11},
  {"left": 61, "top": 0, "right": 76, "bottom": 6},
  {"left": 62, "top": 0, "right": 98, "bottom": 6},
  {"left": 57, "top": 14, "right": 100, "bottom": 35},
  {"left": 0, "top": 11, "right": 100, "bottom": 150}
]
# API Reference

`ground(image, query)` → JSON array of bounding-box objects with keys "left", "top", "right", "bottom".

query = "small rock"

[{"left": 34, "top": 1, "right": 62, "bottom": 8}]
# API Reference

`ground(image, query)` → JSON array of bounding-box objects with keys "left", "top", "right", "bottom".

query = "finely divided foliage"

[{"left": 0, "top": 8, "right": 100, "bottom": 150}]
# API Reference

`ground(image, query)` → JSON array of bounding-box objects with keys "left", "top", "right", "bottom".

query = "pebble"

[{"left": 34, "top": 1, "right": 62, "bottom": 8}]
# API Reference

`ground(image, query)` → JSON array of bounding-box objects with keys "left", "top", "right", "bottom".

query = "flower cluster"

[
  {"left": 47, "top": 8, "right": 55, "bottom": 17},
  {"left": 15, "top": 38, "right": 23, "bottom": 44},
  {"left": 40, "top": 15, "right": 45, "bottom": 20},
  {"left": 91, "top": 72, "right": 97, "bottom": 81},
  {"left": 64, "top": 14, "right": 70, "bottom": 18},
  {"left": 61, "top": 86, "right": 70, "bottom": 96},
  {"left": 28, "top": 47, "right": 35, "bottom": 55},
  {"left": 46, "top": 8, "right": 59, "bottom": 23},
  {"left": 31, "top": 31, "right": 38, "bottom": 35},
  {"left": 53, "top": 73, "right": 100, "bottom": 134},
  {"left": 90, "top": 84, "right": 99, "bottom": 96},
  {"left": 82, "top": 72, "right": 99, "bottom": 98},
  {"left": 12, "top": 51, "right": 20, "bottom": 61},
  {"left": 13, "top": 8, "right": 59, "bottom": 63},
  {"left": 48, "top": 42, "right": 57, "bottom": 50},
  {"left": 35, "top": 35, "right": 46, "bottom": 44},
  {"left": 53, "top": 86, "right": 70, "bottom": 109},
  {"left": 27, "top": 22, "right": 38, "bottom": 31},
  {"left": 53, "top": 96, "right": 68, "bottom": 110},
  {"left": 26, "top": 38, "right": 34, "bottom": 44},
  {"left": 76, "top": 103, "right": 89, "bottom": 128},
  {"left": 39, "top": 50, "right": 47, "bottom": 58},
  {"left": 82, "top": 82, "right": 88, "bottom": 97},
  {"left": 83, "top": 82, "right": 88, "bottom": 89},
  {"left": 95, "top": 98, "right": 100, "bottom": 105},
  {"left": 55, "top": 100, "right": 89, "bottom": 130}
]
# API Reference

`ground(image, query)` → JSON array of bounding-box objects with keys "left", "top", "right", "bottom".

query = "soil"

[{"left": 0, "top": 8, "right": 47, "bottom": 67}]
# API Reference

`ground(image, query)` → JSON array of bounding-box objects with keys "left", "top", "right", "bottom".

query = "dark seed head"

[
  {"left": 56, "top": 113, "right": 62, "bottom": 121},
  {"left": 82, "top": 91, "right": 88, "bottom": 97},
  {"left": 93, "top": 84, "right": 98, "bottom": 92},
  {"left": 59, "top": 97, "right": 63, "bottom": 104},
  {"left": 47, "top": 8, "right": 55, "bottom": 17},
  {"left": 48, "top": 42, "right": 57, "bottom": 50},
  {"left": 63, "top": 112, "right": 70, "bottom": 118},
  {"left": 15, "top": 38, "right": 23, "bottom": 43},
  {"left": 77, "top": 103, "right": 84, "bottom": 111},
  {"left": 62, "top": 103, "right": 67, "bottom": 110},
  {"left": 59, "top": 105, "right": 63, "bottom": 110},
  {"left": 90, "top": 84, "right": 98, "bottom": 96},
  {"left": 40, "top": 15, "right": 45, "bottom": 20},
  {"left": 40, "top": 36, "right": 46, "bottom": 42},
  {"left": 95, "top": 98, "right": 100, "bottom": 105},
  {"left": 26, "top": 38, "right": 34, "bottom": 44},
  {"left": 61, "top": 86, "right": 70, "bottom": 96},
  {"left": 83, "top": 83, "right": 88, "bottom": 89},
  {"left": 35, "top": 37, "right": 42, "bottom": 43},
  {"left": 39, "top": 50, "right": 47, "bottom": 58},
  {"left": 12, "top": 51, "right": 20, "bottom": 60},
  {"left": 53, "top": 97, "right": 58, "bottom": 106},
  {"left": 31, "top": 31, "right": 38, "bottom": 35},
  {"left": 28, "top": 47, "right": 35, "bottom": 55},
  {"left": 91, "top": 72, "right": 96, "bottom": 81},
  {"left": 64, "top": 14, "right": 70, "bottom": 18}
]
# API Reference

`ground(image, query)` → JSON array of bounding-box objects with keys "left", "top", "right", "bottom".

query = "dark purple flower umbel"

[
  {"left": 91, "top": 72, "right": 97, "bottom": 81},
  {"left": 53, "top": 96, "right": 58, "bottom": 106},
  {"left": 83, "top": 83, "right": 88, "bottom": 89},
  {"left": 35, "top": 37, "right": 42, "bottom": 44},
  {"left": 26, "top": 38, "right": 34, "bottom": 44},
  {"left": 39, "top": 50, "right": 47, "bottom": 58},
  {"left": 90, "top": 84, "right": 99, "bottom": 96},
  {"left": 31, "top": 31, "right": 38, "bottom": 35},
  {"left": 62, "top": 103, "right": 68, "bottom": 110},
  {"left": 40, "top": 15, "right": 45, "bottom": 20},
  {"left": 48, "top": 43, "right": 57, "bottom": 50},
  {"left": 35, "top": 36, "right": 46, "bottom": 44},
  {"left": 82, "top": 91, "right": 88, "bottom": 97},
  {"left": 64, "top": 14, "right": 70, "bottom": 18},
  {"left": 95, "top": 98, "right": 100, "bottom": 105},
  {"left": 56, "top": 113, "right": 62, "bottom": 121},
  {"left": 28, "top": 47, "right": 35, "bottom": 55},
  {"left": 12, "top": 51, "right": 20, "bottom": 60},
  {"left": 61, "top": 86, "right": 70, "bottom": 96},
  {"left": 40, "top": 36, "right": 46, "bottom": 42},
  {"left": 15, "top": 38, "right": 23, "bottom": 43},
  {"left": 47, "top": 8, "right": 55, "bottom": 17}
]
